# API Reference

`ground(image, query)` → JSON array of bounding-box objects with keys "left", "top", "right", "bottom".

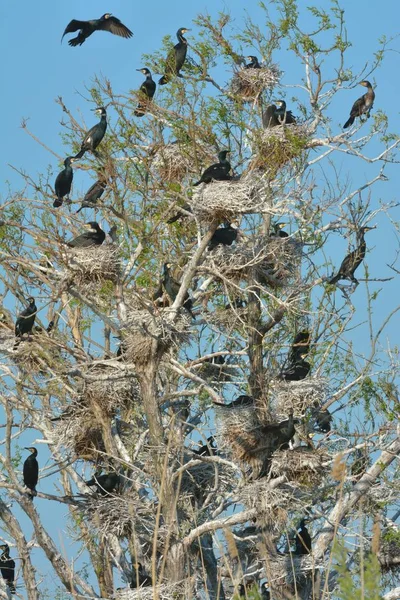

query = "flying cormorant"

[
  {"left": 67, "top": 222, "right": 106, "bottom": 248},
  {"left": 328, "top": 225, "right": 374, "bottom": 286},
  {"left": 76, "top": 174, "right": 107, "bottom": 212},
  {"left": 278, "top": 353, "right": 310, "bottom": 381},
  {"left": 23, "top": 447, "right": 38, "bottom": 500},
  {"left": 294, "top": 518, "right": 312, "bottom": 555},
  {"left": 0, "top": 544, "right": 15, "bottom": 594},
  {"left": 75, "top": 107, "right": 107, "bottom": 159},
  {"left": 134, "top": 68, "right": 156, "bottom": 117},
  {"left": 15, "top": 297, "right": 37, "bottom": 344},
  {"left": 208, "top": 223, "right": 238, "bottom": 251},
  {"left": 62, "top": 14, "right": 133, "bottom": 47},
  {"left": 54, "top": 157, "right": 76, "bottom": 208},
  {"left": 245, "top": 55, "right": 261, "bottom": 69},
  {"left": 193, "top": 150, "right": 231, "bottom": 186},
  {"left": 159, "top": 28, "right": 190, "bottom": 85},
  {"left": 85, "top": 472, "right": 120, "bottom": 495},
  {"left": 343, "top": 81, "right": 375, "bottom": 129}
]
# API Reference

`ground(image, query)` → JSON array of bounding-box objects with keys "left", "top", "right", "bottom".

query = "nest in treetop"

[
  {"left": 123, "top": 306, "right": 193, "bottom": 366},
  {"left": 269, "top": 448, "right": 327, "bottom": 487},
  {"left": 83, "top": 363, "right": 141, "bottom": 415},
  {"left": 80, "top": 495, "right": 136, "bottom": 539},
  {"left": 151, "top": 140, "right": 215, "bottom": 182},
  {"left": 114, "top": 581, "right": 190, "bottom": 600},
  {"left": 378, "top": 530, "right": 400, "bottom": 571},
  {"left": 189, "top": 174, "right": 272, "bottom": 223},
  {"left": 251, "top": 124, "right": 312, "bottom": 175},
  {"left": 230, "top": 65, "right": 281, "bottom": 101},
  {"left": 202, "top": 235, "right": 302, "bottom": 288},
  {"left": 267, "top": 378, "right": 329, "bottom": 419},
  {"left": 62, "top": 245, "right": 121, "bottom": 284}
]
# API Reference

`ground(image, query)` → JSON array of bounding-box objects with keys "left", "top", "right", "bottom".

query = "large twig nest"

[
  {"left": 52, "top": 406, "right": 106, "bottom": 461},
  {"left": 151, "top": 141, "right": 215, "bottom": 182},
  {"left": 114, "top": 581, "right": 190, "bottom": 600},
  {"left": 83, "top": 363, "right": 140, "bottom": 414},
  {"left": 268, "top": 378, "right": 329, "bottom": 419},
  {"left": 189, "top": 174, "right": 272, "bottom": 222},
  {"left": 63, "top": 245, "right": 121, "bottom": 284},
  {"left": 11, "top": 334, "right": 61, "bottom": 374},
  {"left": 123, "top": 306, "right": 193, "bottom": 365},
  {"left": 378, "top": 530, "right": 400, "bottom": 571},
  {"left": 230, "top": 66, "right": 281, "bottom": 101},
  {"left": 240, "top": 480, "right": 292, "bottom": 524},
  {"left": 267, "top": 555, "right": 317, "bottom": 588},
  {"left": 81, "top": 494, "right": 137, "bottom": 538},
  {"left": 203, "top": 235, "right": 302, "bottom": 287},
  {"left": 252, "top": 124, "right": 312, "bottom": 174},
  {"left": 269, "top": 449, "right": 327, "bottom": 487}
]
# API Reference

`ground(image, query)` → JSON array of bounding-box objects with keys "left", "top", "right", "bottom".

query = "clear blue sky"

[{"left": 1, "top": 0, "right": 399, "bottom": 595}]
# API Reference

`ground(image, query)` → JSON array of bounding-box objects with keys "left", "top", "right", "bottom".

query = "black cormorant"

[
  {"left": 75, "top": 107, "right": 107, "bottom": 159},
  {"left": 328, "top": 225, "right": 374, "bottom": 286},
  {"left": 262, "top": 104, "right": 280, "bottom": 129},
  {"left": 275, "top": 100, "right": 296, "bottom": 124},
  {"left": 0, "top": 544, "right": 15, "bottom": 594},
  {"left": 62, "top": 14, "right": 133, "bottom": 47},
  {"left": 167, "top": 202, "right": 192, "bottom": 224},
  {"left": 85, "top": 472, "right": 120, "bottom": 495},
  {"left": 245, "top": 55, "right": 261, "bottom": 69},
  {"left": 193, "top": 150, "right": 231, "bottom": 186},
  {"left": 157, "top": 262, "right": 195, "bottom": 318},
  {"left": 54, "top": 157, "right": 76, "bottom": 208},
  {"left": 271, "top": 222, "right": 289, "bottom": 238},
  {"left": 15, "top": 297, "right": 37, "bottom": 344},
  {"left": 130, "top": 563, "right": 152, "bottom": 588},
  {"left": 159, "top": 28, "right": 190, "bottom": 85},
  {"left": 289, "top": 330, "right": 311, "bottom": 363},
  {"left": 76, "top": 174, "right": 107, "bottom": 213},
  {"left": 134, "top": 68, "right": 156, "bottom": 117},
  {"left": 23, "top": 447, "right": 38, "bottom": 500},
  {"left": 278, "top": 353, "right": 310, "bottom": 381},
  {"left": 67, "top": 222, "right": 106, "bottom": 248},
  {"left": 226, "top": 395, "right": 254, "bottom": 408},
  {"left": 294, "top": 518, "right": 312, "bottom": 555},
  {"left": 310, "top": 406, "right": 332, "bottom": 433},
  {"left": 208, "top": 223, "right": 238, "bottom": 251},
  {"left": 343, "top": 81, "right": 375, "bottom": 129},
  {"left": 193, "top": 436, "right": 217, "bottom": 456},
  {"left": 260, "top": 583, "right": 271, "bottom": 600}
]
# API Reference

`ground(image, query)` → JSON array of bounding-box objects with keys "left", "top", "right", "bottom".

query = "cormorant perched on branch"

[
  {"left": 159, "top": 28, "right": 190, "bottom": 85},
  {"left": 155, "top": 262, "right": 195, "bottom": 318},
  {"left": 54, "top": 157, "right": 76, "bottom": 208},
  {"left": 208, "top": 223, "right": 238, "bottom": 251},
  {"left": 130, "top": 563, "right": 152, "bottom": 589},
  {"left": 343, "top": 81, "right": 375, "bottom": 129},
  {"left": 289, "top": 330, "right": 311, "bottom": 363},
  {"left": 67, "top": 221, "right": 106, "bottom": 248},
  {"left": 310, "top": 406, "right": 332, "bottom": 433},
  {"left": 278, "top": 353, "right": 310, "bottom": 381},
  {"left": 134, "top": 68, "right": 156, "bottom": 117},
  {"left": 62, "top": 14, "right": 133, "bottom": 47},
  {"left": 85, "top": 472, "right": 120, "bottom": 495},
  {"left": 0, "top": 544, "right": 15, "bottom": 594},
  {"left": 328, "top": 225, "right": 374, "bottom": 286},
  {"left": 75, "top": 107, "right": 107, "bottom": 159},
  {"left": 294, "top": 518, "right": 312, "bottom": 555},
  {"left": 257, "top": 411, "right": 297, "bottom": 477},
  {"left": 23, "top": 447, "right": 38, "bottom": 500},
  {"left": 76, "top": 174, "right": 107, "bottom": 213},
  {"left": 245, "top": 55, "right": 261, "bottom": 69},
  {"left": 271, "top": 222, "right": 289, "bottom": 238},
  {"left": 193, "top": 150, "right": 231, "bottom": 186},
  {"left": 193, "top": 436, "right": 217, "bottom": 456},
  {"left": 15, "top": 297, "right": 37, "bottom": 346}
]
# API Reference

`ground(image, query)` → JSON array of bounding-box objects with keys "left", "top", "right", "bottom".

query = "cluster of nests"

[
  {"left": 201, "top": 232, "right": 302, "bottom": 288},
  {"left": 215, "top": 378, "right": 329, "bottom": 483}
]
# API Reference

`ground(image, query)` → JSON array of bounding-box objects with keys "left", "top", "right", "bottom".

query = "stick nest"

[
  {"left": 114, "top": 581, "right": 189, "bottom": 600},
  {"left": 83, "top": 363, "right": 140, "bottom": 414},
  {"left": 63, "top": 245, "right": 121, "bottom": 284},
  {"left": 230, "top": 66, "right": 281, "bottom": 101},
  {"left": 203, "top": 235, "right": 302, "bottom": 287},
  {"left": 269, "top": 449, "right": 327, "bottom": 486},
  {"left": 240, "top": 480, "right": 292, "bottom": 524},
  {"left": 123, "top": 307, "right": 193, "bottom": 365},
  {"left": 11, "top": 335, "right": 60, "bottom": 374},
  {"left": 189, "top": 175, "right": 271, "bottom": 222},
  {"left": 81, "top": 494, "right": 137, "bottom": 538},
  {"left": 52, "top": 405, "right": 106, "bottom": 461},
  {"left": 151, "top": 141, "right": 215, "bottom": 182},
  {"left": 252, "top": 124, "right": 312, "bottom": 173},
  {"left": 267, "top": 555, "right": 317, "bottom": 588},
  {"left": 378, "top": 531, "right": 400, "bottom": 571},
  {"left": 268, "top": 378, "right": 329, "bottom": 418}
]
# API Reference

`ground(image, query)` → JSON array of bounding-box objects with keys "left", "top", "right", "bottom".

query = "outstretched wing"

[
  {"left": 98, "top": 16, "right": 133, "bottom": 38},
  {"left": 61, "top": 19, "right": 85, "bottom": 42}
]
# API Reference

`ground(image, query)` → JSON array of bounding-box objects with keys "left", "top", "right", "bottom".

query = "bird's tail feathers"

[
  {"left": 53, "top": 198, "right": 63, "bottom": 208},
  {"left": 328, "top": 273, "right": 340, "bottom": 285},
  {"left": 343, "top": 116, "right": 355, "bottom": 129},
  {"left": 158, "top": 76, "right": 169, "bottom": 85}
]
